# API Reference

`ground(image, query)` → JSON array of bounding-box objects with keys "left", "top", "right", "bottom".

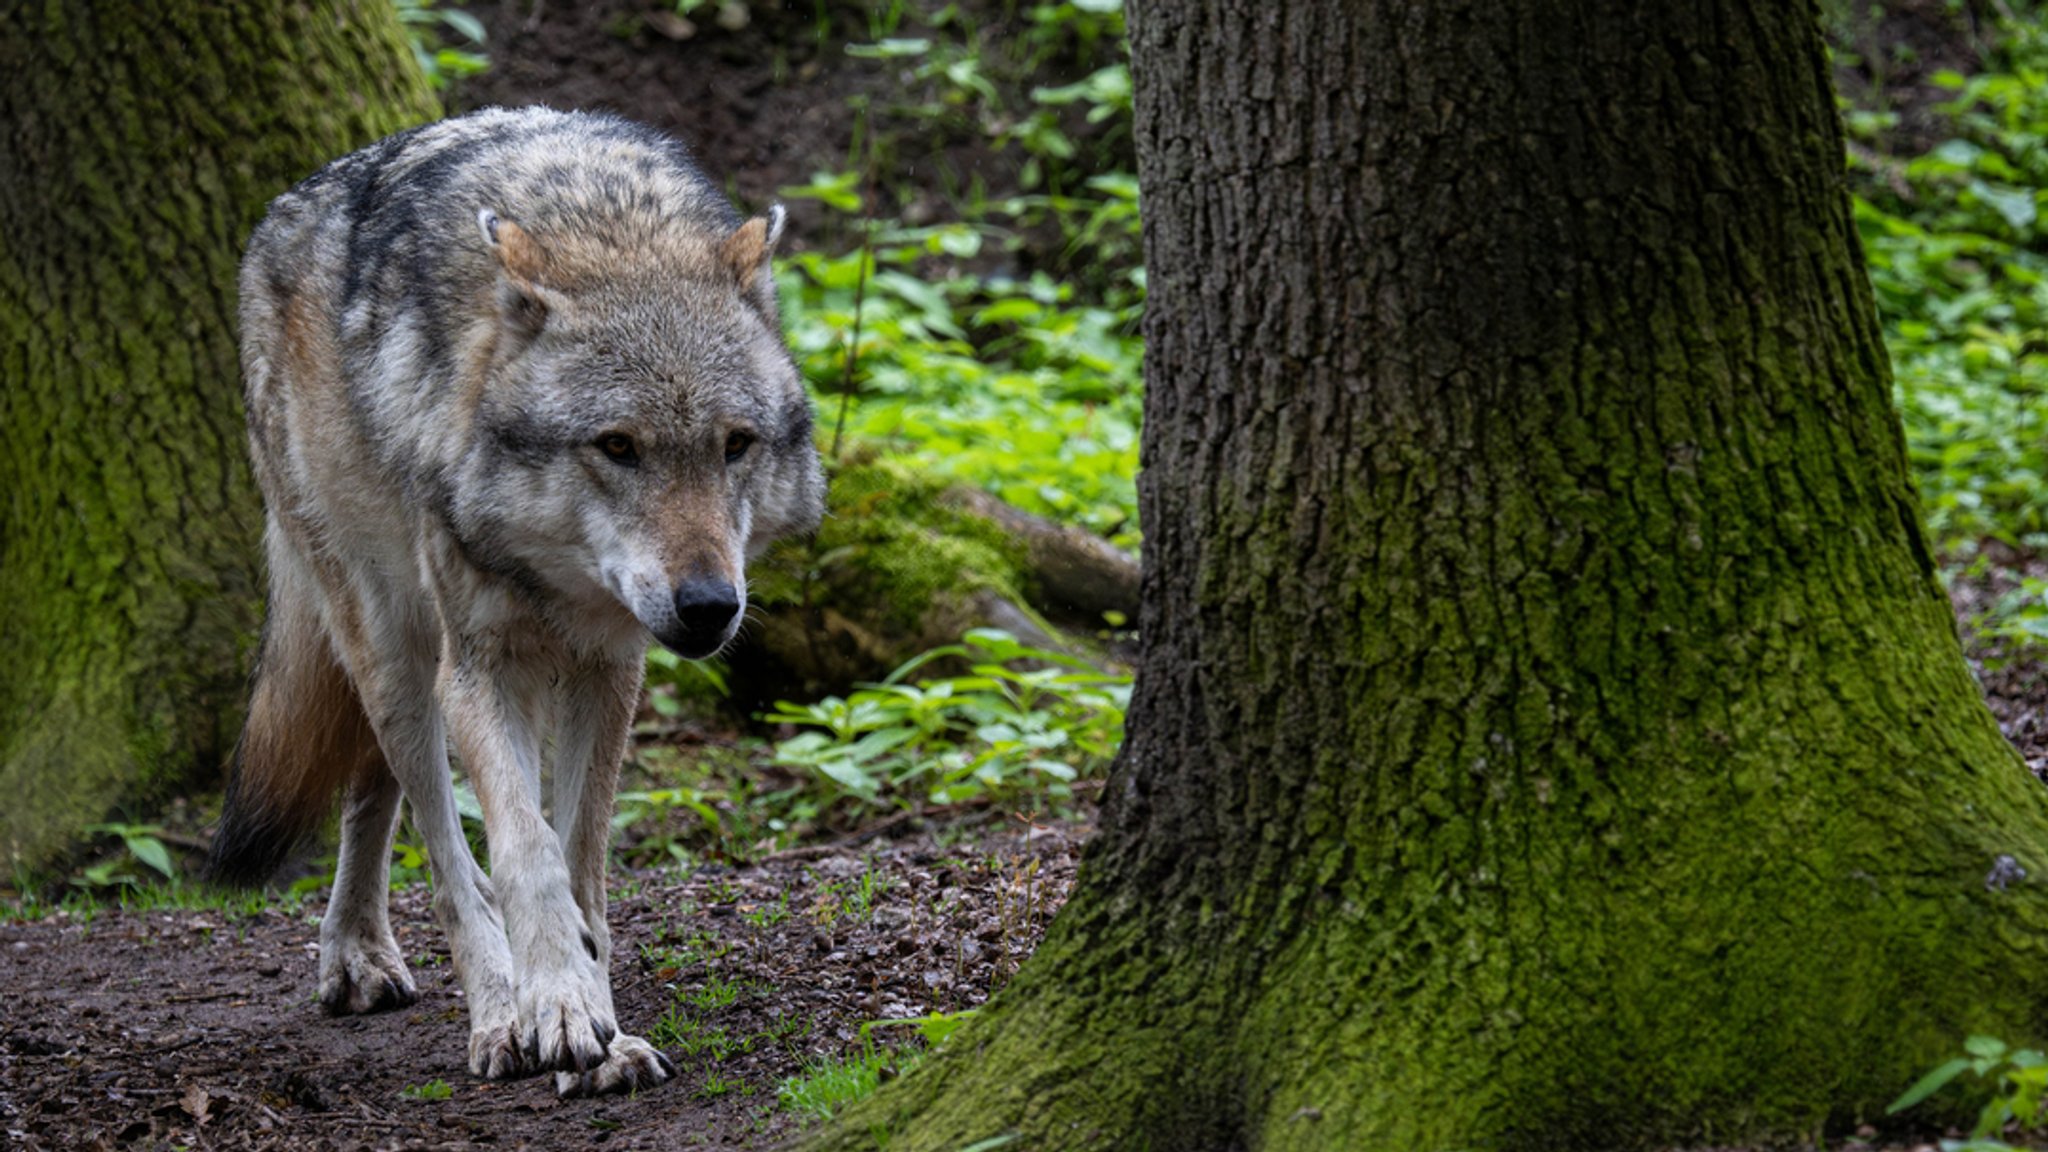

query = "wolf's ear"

[
  {"left": 477, "top": 208, "right": 551, "bottom": 336},
  {"left": 718, "top": 204, "right": 786, "bottom": 324}
]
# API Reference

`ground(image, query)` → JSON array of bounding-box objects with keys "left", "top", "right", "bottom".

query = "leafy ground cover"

[{"left": 1842, "top": 2, "right": 2048, "bottom": 645}]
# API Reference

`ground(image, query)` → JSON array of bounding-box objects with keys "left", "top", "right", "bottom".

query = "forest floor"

[
  {"left": 4, "top": 572, "right": 2044, "bottom": 1151},
  {"left": 0, "top": 818, "right": 1084, "bottom": 1150}
]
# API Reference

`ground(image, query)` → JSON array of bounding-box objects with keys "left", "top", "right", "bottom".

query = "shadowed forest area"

[{"left": 10, "top": 0, "right": 2048, "bottom": 1148}]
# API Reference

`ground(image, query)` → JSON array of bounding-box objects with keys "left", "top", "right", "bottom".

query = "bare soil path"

[{"left": 2, "top": 820, "right": 1082, "bottom": 1150}]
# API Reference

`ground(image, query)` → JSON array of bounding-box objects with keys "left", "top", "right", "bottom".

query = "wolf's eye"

[
  {"left": 597, "top": 433, "right": 638, "bottom": 466},
  {"left": 724, "top": 430, "right": 754, "bottom": 464}
]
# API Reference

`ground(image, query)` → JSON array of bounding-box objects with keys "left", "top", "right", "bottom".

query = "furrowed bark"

[
  {"left": 815, "top": 1, "right": 2048, "bottom": 1148},
  {"left": 0, "top": 3, "right": 437, "bottom": 873}
]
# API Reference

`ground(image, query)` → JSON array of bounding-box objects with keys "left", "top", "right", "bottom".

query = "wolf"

[{"left": 206, "top": 106, "right": 824, "bottom": 1097}]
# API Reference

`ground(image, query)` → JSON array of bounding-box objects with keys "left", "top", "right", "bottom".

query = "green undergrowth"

[
  {"left": 394, "top": 0, "right": 487, "bottom": 88},
  {"left": 615, "top": 629, "right": 1126, "bottom": 869},
  {"left": 3, "top": 874, "right": 304, "bottom": 926},
  {"left": 1, "top": 625, "right": 1125, "bottom": 905},
  {"left": 1844, "top": 7, "right": 2048, "bottom": 637},
  {"left": 776, "top": 0, "right": 1144, "bottom": 549},
  {"left": 761, "top": 628, "right": 1126, "bottom": 811},
  {"left": 778, "top": 1011, "right": 977, "bottom": 1126},
  {"left": 1890, "top": 1035, "right": 2048, "bottom": 1151},
  {"left": 779, "top": 223, "right": 1141, "bottom": 549}
]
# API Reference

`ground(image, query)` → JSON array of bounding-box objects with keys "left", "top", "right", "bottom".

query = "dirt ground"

[
  {"left": 447, "top": 0, "right": 1117, "bottom": 271},
  {"left": 0, "top": 818, "right": 1083, "bottom": 1150}
]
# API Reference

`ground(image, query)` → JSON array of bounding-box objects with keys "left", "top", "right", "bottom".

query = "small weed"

[
  {"left": 393, "top": 0, "right": 488, "bottom": 89},
  {"left": 742, "top": 890, "right": 793, "bottom": 928},
  {"left": 778, "top": 1047, "right": 901, "bottom": 1123},
  {"left": 399, "top": 1079, "right": 454, "bottom": 1102},
  {"left": 779, "top": 1011, "right": 977, "bottom": 1124},
  {"left": 683, "top": 974, "right": 745, "bottom": 1011},
  {"left": 810, "top": 863, "right": 897, "bottom": 925},
  {"left": 1891, "top": 1035, "right": 2048, "bottom": 1149},
  {"left": 698, "top": 1069, "right": 749, "bottom": 1099},
  {"left": 69, "top": 823, "right": 177, "bottom": 891}
]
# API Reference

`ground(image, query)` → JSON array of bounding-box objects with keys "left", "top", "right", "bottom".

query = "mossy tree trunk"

[
  {"left": 0, "top": 4, "right": 437, "bottom": 874},
  {"left": 823, "top": 1, "right": 2048, "bottom": 1148}
]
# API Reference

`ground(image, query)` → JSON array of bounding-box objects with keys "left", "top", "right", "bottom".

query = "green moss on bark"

[
  {"left": 753, "top": 455, "right": 1034, "bottom": 631},
  {"left": 0, "top": 2, "right": 438, "bottom": 874}
]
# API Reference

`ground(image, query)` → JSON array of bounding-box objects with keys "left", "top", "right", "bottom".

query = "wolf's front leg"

[
  {"left": 549, "top": 654, "right": 674, "bottom": 1097},
  {"left": 349, "top": 626, "right": 523, "bottom": 1081},
  {"left": 443, "top": 648, "right": 616, "bottom": 1075}
]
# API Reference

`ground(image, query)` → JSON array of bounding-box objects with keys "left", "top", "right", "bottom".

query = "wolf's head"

[{"left": 455, "top": 204, "right": 825, "bottom": 659}]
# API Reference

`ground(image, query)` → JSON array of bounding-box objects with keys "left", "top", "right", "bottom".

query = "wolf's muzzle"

[{"left": 664, "top": 578, "right": 741, "bottom": 659}]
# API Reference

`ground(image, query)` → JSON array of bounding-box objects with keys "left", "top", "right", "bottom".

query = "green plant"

[
  {"left": 697, "top": 1069, "right": 747, "bottom": 1099},
  {"left": 777, "top": 1046, "right": 901, "bottom": 1123},
  {"left": 399, "top": 1079, "right": 454, "bottom": 1102},
  {"left": 1889, "top": 1035, "right": 2048, "bottom": 1149},
  {"left": 777, "top": 1011, "right": 977, "bottom": 1124},
  {"left": 763, "top": 629, "right": 1128, "bottom": 812},
  {"left": 683, "top": 973, "right": 744, "bottom": 1011},
  {"left": 742, "top": 889, "right": 792, "bottom": 927},
  {"left": 645, "top": 645, "right": 730, "bottom": 717},
  {"left": 392, "top": 0, "right": 488, "bottom": 89},
  {"left": 70, "top": 823, "right": 176, "bottom": 890},
  {"left": 808, "top": 863, "right": 896, "bottom": 923},
  {"left": 781, "top": 237, "right": 1142, "bottom": 544},
  {"left": 612, "top": 780, "right": 722, "bottom": 870},
  {"left": 863, "top": 1008, "right": 977, "bottom": 1049}
]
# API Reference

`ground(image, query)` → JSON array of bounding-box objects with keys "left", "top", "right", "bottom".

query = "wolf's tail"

[{"left": 206, "top": 594, "right": 382, "bottom": 887}]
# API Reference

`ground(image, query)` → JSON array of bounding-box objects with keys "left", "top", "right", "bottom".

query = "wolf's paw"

[
  {"left": 469, "top": 1019, "right": 526, "bottom": 1080},
  {"left": 317, "top": 936, "right": 416, "bottom": 1016},
  {"left": 554, "top": 1034, "right": 674, "bottom": 1097},
  {"left": 517, "top": 971, "right": 616, "bottom": 1074}
]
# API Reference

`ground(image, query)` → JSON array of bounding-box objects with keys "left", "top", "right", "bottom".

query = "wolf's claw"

[
  {"left": 317, "top": 936, "right": 416, "bottom": 1016},
  {"left": 469, "top": 1021, "right": 525, "bottom": 1080},
  {"left": 555, "top": 1035, "right": 674, "bottom": 1097}
]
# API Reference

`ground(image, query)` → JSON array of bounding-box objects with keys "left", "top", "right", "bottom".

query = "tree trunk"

[
  {"left": 820, "top": 2, "right": 2048, "bottom": 1148},
  {"left": 0, "top": 4, "right": 437, "bottom": 874}
]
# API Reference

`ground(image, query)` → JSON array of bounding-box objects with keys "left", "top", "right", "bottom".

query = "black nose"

[{"left": 669, "top": 578, "right": 740, "bottom": 655}]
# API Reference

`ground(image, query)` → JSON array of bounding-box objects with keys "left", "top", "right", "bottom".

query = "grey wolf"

[{"left": 207, "top": 106, "right": 824, "bottom": 1096}]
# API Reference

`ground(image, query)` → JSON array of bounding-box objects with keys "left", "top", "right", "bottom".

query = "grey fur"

[{"left": 216, "top": 107, "right": 823, "bottom": 1096}]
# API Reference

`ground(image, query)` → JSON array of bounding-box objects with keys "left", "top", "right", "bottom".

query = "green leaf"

[
  {"left": 438, "top": 10, "right": 486, "bottom": 43},
  {"left": 846, "top": 38, "right": 930, "bottom": 58},
  {"left": 1968, "top": 1036, "right": 2011, "bottom": 1060},
  {"left": 124, "top": 834, "right": 175, "bottom": 880},
  {"left": 973, "top": 299, "right": 1042, "bottom": 325},
  {"left": 1969, "top": 181, "right": 2039, "bottom": 231},
  {"left": 812, "top": 755, "right": 879, "bottom": 796},
  {"left": 452, "top": 779, "right": 485, "bottom": 824},
  {"left": 1890, "top": 1057, "right": 1974, "bottom": 1114}
]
